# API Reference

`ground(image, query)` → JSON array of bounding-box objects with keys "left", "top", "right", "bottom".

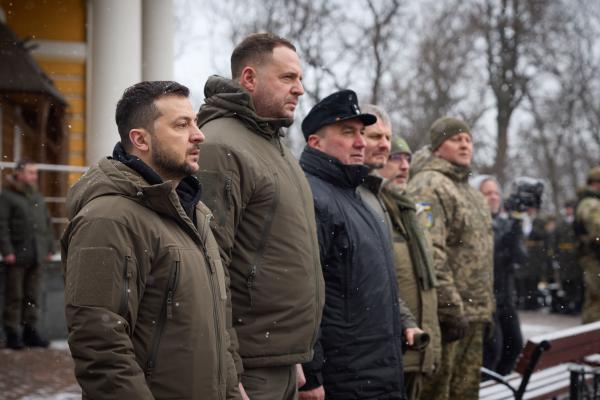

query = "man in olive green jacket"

[
  {"left": 196, "top": 33, "right": 324, "bottom": 400},
  {"left": 0, "top": 160, "right": 54, "bottom": 349},
  {"left": 406, "top": 117, "right": 494, "bottom": 400},
  {"left": 379, "top": 136, "right": 441, "bottom": 400},
  {"left": 62, "top": 81, "right": 239, "bottom": 399},
  {"left": 575, "top": 166, "right": 600, "bottom": 323}
]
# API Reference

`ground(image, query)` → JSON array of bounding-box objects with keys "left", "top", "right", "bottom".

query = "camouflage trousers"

[
  {"left": 3, "top": 263, "right": 42, "bottom": 333},
  {"left": 420, "top": 321, "right": 484, "bottom": 400},
  {"left": 581, "top": 256, "right": 600, "bottom": 324}
]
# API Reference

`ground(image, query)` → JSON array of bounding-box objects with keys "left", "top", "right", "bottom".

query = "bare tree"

[
  {"left": 175, "top": 0, "right": 600, "bottom": 197},
  {"left": 391, "top": 0, "right": 488, "bottom": 150},
  {"left": 470, "top": 0, "right": 551, "bottom": 183}
]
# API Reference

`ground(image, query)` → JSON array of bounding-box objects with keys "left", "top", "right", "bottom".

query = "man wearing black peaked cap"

[{"left": 298, "top": 90, "right": 407, "bottom": 400}]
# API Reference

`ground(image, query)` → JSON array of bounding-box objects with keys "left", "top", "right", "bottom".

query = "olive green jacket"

[
  {"left": 62, "top": 158, "right": 238, "bottom": 399},
  {"left": 0, "top": 177, "right": 54, "bottom": 265},
  {"left": 576, "top": 187, "right": 600, "bottom": 254},
  {"left": 196, "top": 76, "right": 325, "bottom": 371},
  {"left": 380, "top": 186, "right": 441, "bottom": 374},
  {"left": 407, "top": 147, "right": 494, "bottom": 323}
]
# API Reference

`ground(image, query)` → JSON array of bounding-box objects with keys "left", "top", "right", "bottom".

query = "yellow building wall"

[{"left": 1, "top": 0, "right": 87, "bottom": 184}]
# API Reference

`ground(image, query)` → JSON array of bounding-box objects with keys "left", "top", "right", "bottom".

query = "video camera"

[{"left": 504, "top": 177, "right": 544, "bottom": 212}]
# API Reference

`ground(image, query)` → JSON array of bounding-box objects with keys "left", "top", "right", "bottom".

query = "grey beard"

[{"left": 385, "top": 180, "right": 407, "bottom": 194}]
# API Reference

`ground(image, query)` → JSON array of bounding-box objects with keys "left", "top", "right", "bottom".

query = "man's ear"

[
  {"left": 307, "top": 134, "right": 321, "bottom": 149},
  {"left": 239, "top": 66, "right": 257, "bottom": 93},
  {"left": 129, "top": 128, "right": 150, "bottom": 152}
]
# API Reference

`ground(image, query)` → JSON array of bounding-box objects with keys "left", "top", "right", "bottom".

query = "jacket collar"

[
  {"left": 110, "top": 142, "right": 203, "bottom": 218},
  {"left": 578, "top": 186, "right": 600, "bottom": 201},
  {"left": 300, "top": 146, "right": 369, "bottom": 189},
  {"left": 421, "top": 154, "right": 471, "bottom": 183},
  {"left": 197, "top": 75, "right": 292, "bottom": 140},
  {"left": 362, "top": 171, "right": 386, "bottom": 196}
]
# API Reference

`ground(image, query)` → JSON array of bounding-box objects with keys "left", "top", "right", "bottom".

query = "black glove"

[{"left": 439, "top": 315, "right": 469, "bottom": 343}]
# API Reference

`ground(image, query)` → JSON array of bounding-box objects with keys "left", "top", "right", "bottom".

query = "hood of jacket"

[
  {"left": 300, "top": 146, "right": 369, "bottom": 189},
  {"left": 66, "top": 158, "right": 188, "bottom": 226},
  {"left": 197, "top": 75, "right": 292, "bottom": 141},
  {"left": 410, "top": 145, "right": 471, "bottom": 183}
]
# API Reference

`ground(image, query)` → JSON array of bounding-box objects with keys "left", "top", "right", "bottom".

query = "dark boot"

[
  {"left": 22, "top": 325, "right": 49, "bottom": 348},
  {"left": 5, "top": 331, "right": 25, "bottom": 350}
]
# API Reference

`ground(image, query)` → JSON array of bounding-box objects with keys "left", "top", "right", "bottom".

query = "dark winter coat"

[
  {"left": 492, "top": 215, "right": 527, "bottom": 308},
  {"left": 300, "top": 146, "right": 405, "bottom": 400},
  {"left": 0, "top": 177, "right": 54, "bottom": 265}
]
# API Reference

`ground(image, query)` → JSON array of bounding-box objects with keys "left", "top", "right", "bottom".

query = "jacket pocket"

[
  {"left": 196, "top": 170, "right": 233, "bottom": 227},
  {"left": 145, "top": 252, "right": 181, "bottom": 382},
  {"left": 246, "top": 172, "right": 280, "bottom": 309},
  {"left": 118, "top": 248, "right": 134, "bottom": 319}
]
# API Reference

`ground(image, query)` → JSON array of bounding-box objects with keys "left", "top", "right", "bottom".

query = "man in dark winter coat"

[
  {"left": 477, "top": 177, "right": 526, "bottom": 376},
  {"left": 0, "top": 160, "right": 54, "bottom": 349},
  {"left": 299, "top": 90, "right": 406, "bottom": 400},
  {"left": 196, "top": 33, "right": 324, "bottom": 400}
]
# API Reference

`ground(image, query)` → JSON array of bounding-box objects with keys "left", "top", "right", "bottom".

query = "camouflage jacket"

[
  {"left": 575, "top": 187, "right": 600, "bottom": 261},
  {"left": 406, "top": 147, "right": 494, "bottom": 322}
]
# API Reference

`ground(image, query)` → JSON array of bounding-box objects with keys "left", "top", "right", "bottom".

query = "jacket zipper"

[
  {"left": 283, "top": 155, "right": 322, "bottom": 347},
  {"left": 145, "top": 259, "right": 180, "bottom": 382},
  {"left": 118, "top": 253, "right": 132, "bottom": 318},
  {"left": 200, "top": 214, "right": 224, "bottom": 400},
  {"left": 274, "top": 136, "right": 284, "bottom": 156},
  {"left": 246, "top": 173, "right": 280, "bottom": 307},
  {"left": 247, "top": 265, "right": 257, "bottom": 306},
  {"left": 224, "top": 177, "right": 233, "bottom": 210}
]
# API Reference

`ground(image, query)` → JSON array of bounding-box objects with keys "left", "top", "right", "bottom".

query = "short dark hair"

[
  {"left": 15, "top": 159, "right": 35, "bottom": 171},
  {"left": 231, "top": 33, "right": 296, "bottom": 78},
  {"left": 115, "top": 81, "right": 190, "bottom": 149}
]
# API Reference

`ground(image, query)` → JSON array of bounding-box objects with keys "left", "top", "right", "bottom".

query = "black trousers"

[{"left": 483, "top": 304, "right": 524, "bottom": 376}]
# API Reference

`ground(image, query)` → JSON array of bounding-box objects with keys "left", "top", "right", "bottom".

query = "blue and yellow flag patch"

[{"left": 416, "top": 202, "right": 434, "bottom": 228}]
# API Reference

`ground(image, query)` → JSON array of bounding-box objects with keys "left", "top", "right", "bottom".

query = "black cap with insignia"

[{"left": 301, "top": 89, "right": 377, "bottom": 141}]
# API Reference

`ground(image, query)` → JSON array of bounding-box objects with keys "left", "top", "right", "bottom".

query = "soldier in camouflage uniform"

[
  {"left": 574, "top": 166, "right": 600, "bottom": 323},
  {"left": 406, "top": 117, "right": 494, "bottom": 400}
]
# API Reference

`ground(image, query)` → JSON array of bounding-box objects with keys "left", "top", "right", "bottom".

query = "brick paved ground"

[
  {"left": 0, "top": 311, "right": 582, "bottom": 399},
  {"left": 0, "top": 341, "right": 80, "bottom": 400}
]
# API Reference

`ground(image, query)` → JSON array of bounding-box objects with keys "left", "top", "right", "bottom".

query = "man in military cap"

[
  {"left": 575, "top": 166, "right": 600, "bottom": 323},
  {"left": 406, "top": 117, "right": 493, "bottom": 400},
  {"left": 299, "top": 91, "right": 406, "bottom": 400}
]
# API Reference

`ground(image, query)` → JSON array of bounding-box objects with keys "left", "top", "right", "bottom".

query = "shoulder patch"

[{"left": 416, "top": 202, "right": 434, "bottom": 228}]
